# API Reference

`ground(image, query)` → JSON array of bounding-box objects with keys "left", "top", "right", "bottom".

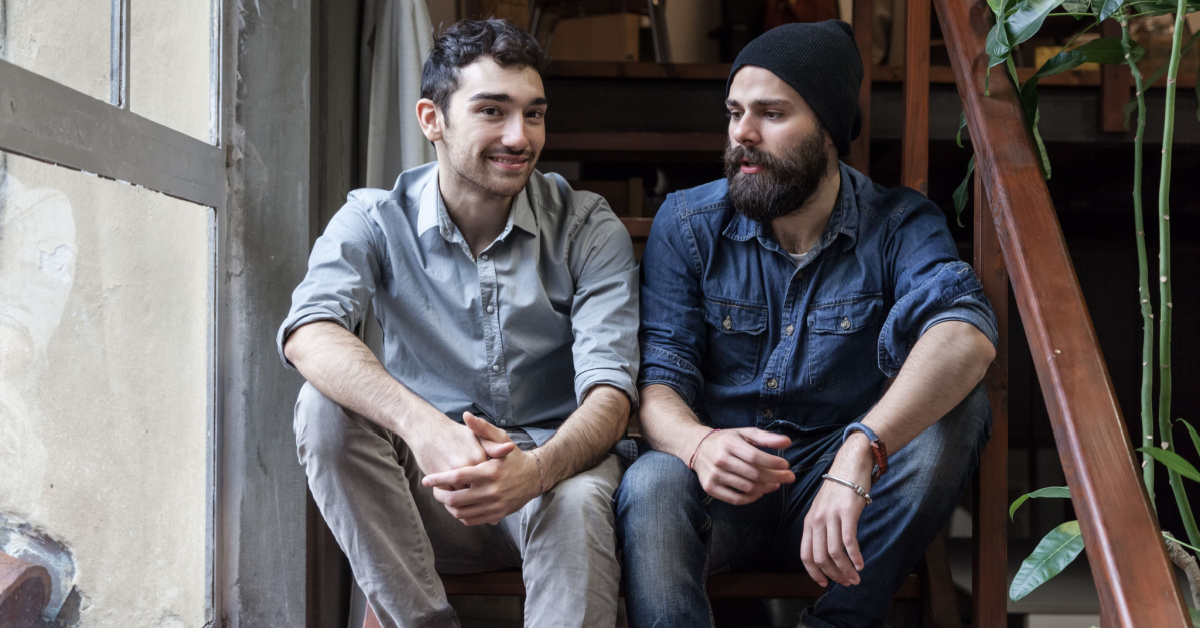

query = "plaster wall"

[{"left": 1, "top": 2, "right": 213, "bottom": 626}]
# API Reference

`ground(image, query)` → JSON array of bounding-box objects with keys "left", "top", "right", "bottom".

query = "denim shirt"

[
  {"left": 639, "top": 163, "right": 997, "bottom": 436},
  {"left": 278, "top": 162, "right": 640, "bottom": 446}
]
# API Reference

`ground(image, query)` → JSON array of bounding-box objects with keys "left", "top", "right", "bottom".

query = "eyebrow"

[
  {"left": 725, "top": 98, "right": 791, "bottom": 108},
  {"left": 470, "top": 92, "right": 548, "bottom": 106}
]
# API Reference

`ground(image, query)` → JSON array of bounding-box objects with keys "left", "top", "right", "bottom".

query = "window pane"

[
  {"left": 0, "top": 0, "right": 112, "bottom": 101},
  {"left": 0, "top": 152, "right": 210, "bottom": 626},
  {"left": 131, "top": 0, "right": 213, "bottom": 142}
]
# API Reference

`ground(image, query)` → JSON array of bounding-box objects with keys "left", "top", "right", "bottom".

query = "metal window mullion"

[
  {"left": 0, "top": 59, "right": 224, "bottom": 209},
  {"left": 110, "top": 0, "right": 130, "bottom": 110}
]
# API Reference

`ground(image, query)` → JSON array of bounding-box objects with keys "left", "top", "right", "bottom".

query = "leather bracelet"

[
  {"left": 842, "top": 422, "right": 889, "bottom": 484},
  {"left": 687, "top": 428, "right": 721, "bottom": 470},
  {"left": 530, "top": 449, "right": 546, "bottom": 495},
  {"left": 821, "top": 474, "right": 872, "bottom": 505}
]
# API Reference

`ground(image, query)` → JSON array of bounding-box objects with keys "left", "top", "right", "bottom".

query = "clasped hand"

[
  {"left": 800, "top": 439, "right": 874, "bottom": 588},
  {"left": 419, "top": 412, "right": 542, "bottom": 526}
]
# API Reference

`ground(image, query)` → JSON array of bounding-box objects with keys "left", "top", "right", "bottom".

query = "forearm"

[
  {"left": 638, "top": 383, "right": 713, "bottom": 463},
  {"left": 537, "top": 385, "right": 630, "bottom": 488},
  {"left": 859, "top": 320, "right": 995, "bottom": 454},
  {"left": 283, "top": 320, "right": 440, "bottom": 437}
]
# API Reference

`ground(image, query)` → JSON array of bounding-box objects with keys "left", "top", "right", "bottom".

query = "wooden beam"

[{"left": 1099, "top": 19, "right": 1134, "bottom": 133}]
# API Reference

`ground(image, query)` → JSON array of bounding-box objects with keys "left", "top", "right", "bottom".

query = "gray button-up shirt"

[{"left": 278, "top": 162, "right": 640, "bottom": 445}]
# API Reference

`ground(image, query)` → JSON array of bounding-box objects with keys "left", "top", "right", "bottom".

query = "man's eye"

[
  {"left": 526, "top": 110, "right": 546, "bottom": 120},
  {"left": 726, "top": 110, "right": 742, "bottom": 120},
  {"left": 764, "top": 111, "right": 782, "bottom": 120},
  {"left": 481, "top": 107, "right": 501, "bottom": 116}
]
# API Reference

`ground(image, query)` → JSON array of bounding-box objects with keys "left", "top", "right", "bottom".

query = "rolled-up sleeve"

[
  {"left": 877, "top": 197, "right": 998, "bottom": 377},
  {"left": 567, "top": 199, "right": 641, "bottom": 406},
  {"left": 637, "top": 195, "right": 706, "bottom": 407},
  {"left": 276, "top": 199, "right": 385, "bottom": 370}
]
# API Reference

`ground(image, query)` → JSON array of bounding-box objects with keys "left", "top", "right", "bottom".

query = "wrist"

[{"left": 834, "top": 433, "right": 875, "bottom": 479}]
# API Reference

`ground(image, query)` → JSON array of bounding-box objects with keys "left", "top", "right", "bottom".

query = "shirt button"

[
  {"left": 722, "top": 316, "right": 733, "bottom": 330},
  {"left": 762, "top": 408, "right": 773, "bottom": 419},
  {"left": 491, "top": 364, "right": 501, "bottom": 373},
  {"left": 766, "top": 378, "right": 779, "bottom": 389},
  {"left": 784, "top": 324, "right": 795, "bottom": 336},
  {"left": 480, "top": 253, "right": 490, "bottom": 261},
  {"left": 486, "top": 304, "right": 495, "bottom": 313},
  {"left": 840, "top": 317, "right": 851, "bottom": 330},
  {"left": 499, "top": 419, "right": 508, "bottom": 426}
]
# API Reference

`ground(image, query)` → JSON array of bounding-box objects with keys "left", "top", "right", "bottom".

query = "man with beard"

[
  {"left": 615, "top": 21, "right": 997, "bottom": 628},
  {"left": 279, "top": 19, "right": 638, "bottom": 628}
]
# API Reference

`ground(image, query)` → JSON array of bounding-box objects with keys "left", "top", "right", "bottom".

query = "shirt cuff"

[
  {"left": 276, "top": 310, "right": 352, "bottom": 370},
  {"left": 637, "top": 344, "right": 702, "bottom": 408},
  {"left": 576, "top": 367, "right": 639, "bottom": 409}
]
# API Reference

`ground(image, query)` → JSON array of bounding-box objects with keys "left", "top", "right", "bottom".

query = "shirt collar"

[
  {"left": 417, "top": 169, "right": 538, "bottom": 245},
  {"left": 417, "top": 169, "right": 540, "bottom": 241},
  {"left": 721, "top": 161, "right": 859, "bottom": 253}
]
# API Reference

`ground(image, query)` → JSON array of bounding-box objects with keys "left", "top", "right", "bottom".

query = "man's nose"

[
  {"left": 501, "top": 114, "right": 530, "bottom": 152},
  {"left": 730, "top": 116, "right": 760, "bottom": 146}
]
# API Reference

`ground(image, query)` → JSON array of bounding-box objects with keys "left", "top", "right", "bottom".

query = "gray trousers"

[{"left": 294, "top": 382, "right": 626, "bottom": 628}]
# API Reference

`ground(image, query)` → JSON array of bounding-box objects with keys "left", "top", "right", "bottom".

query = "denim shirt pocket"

[
  {"left": 806, "top": 295, "right": 884, "bottom": 390},
  {"left": 700, "top": 297, "right": 767, "bottom": 387}
]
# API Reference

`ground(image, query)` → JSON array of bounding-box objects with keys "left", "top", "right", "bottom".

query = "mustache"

[{"left": 724, "top": 143, "right": 785, "bottom": 173}]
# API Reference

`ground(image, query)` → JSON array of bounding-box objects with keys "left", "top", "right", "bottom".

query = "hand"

[
  {"left": 421, "top": 414, "right": 540, "bottom": 525},
  {"left": 691, "top": 427, "right": 795, "bottom": 505},
  {"left": 406, "top": 410, "right": 515, "bottom": 483},
  {"left": 800, "top": 434, "right": 874, "bottom": 587}
]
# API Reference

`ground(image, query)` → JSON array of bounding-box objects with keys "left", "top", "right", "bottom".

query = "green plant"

[{"left": 966, "top": 0, "right": 1200, "bottom": 613}]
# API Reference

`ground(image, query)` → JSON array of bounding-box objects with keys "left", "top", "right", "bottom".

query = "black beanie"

[{"left": 727, "top": 20, "right": 864, "bottom": 157}]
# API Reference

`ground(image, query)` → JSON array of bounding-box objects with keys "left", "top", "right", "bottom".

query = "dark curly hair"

[{"left": 421, "top": 19, "right": 549, "bottom": 117}]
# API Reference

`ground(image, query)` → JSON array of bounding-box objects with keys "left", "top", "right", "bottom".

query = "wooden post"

[
  {"left": 848, "top": 0, "right": 875, "bottom": 175},
  {"left": 973, "top": 174, "right": 1010, "bottom": 628},
  {"left": 902, "top": 0, "right": 930, "bottom": 195}
]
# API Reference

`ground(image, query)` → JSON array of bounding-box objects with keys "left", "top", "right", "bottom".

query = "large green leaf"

[
  {"left": 1096, "top": 0, "right": 1124, "bottom": 21},
  {"left": 956, "top": 112, "right": 969, "bottom": 148},
  {"left": 1007, "top": 0, "right": 1066, "bottom": 48},
  {"left": 1009, "top": 486, "right": 1071, "bottom": 521},
  {"left": 1177, "top": 418, "right": 1200, "bottom": 460},
  {"left": 986, "top": 21, "right": 1013, "bottom": 68},
  {"left": 1033, "top": 37, "right": 1144, "bottom": 80},
  {"left": 1138, "top": 446, "right": 1200, "bottom": 482},
  {"left": 952, "top": 155, "right": 975, "bottom": 226},
  {"left": 1062, "top": 0, "right": 1091, "bottom": 14},
  {"left": 1189, "top": 606, "right": 1200, "bottom": 628},
  {"left": 1010, "top": 520, "right": 1085, "bottom": 601}
]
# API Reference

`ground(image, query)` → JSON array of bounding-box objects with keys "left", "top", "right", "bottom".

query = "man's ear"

[{"left": 416, "top": 98, "right": 443, "bottom": 142}]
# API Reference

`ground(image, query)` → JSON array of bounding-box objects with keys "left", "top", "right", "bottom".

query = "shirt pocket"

[
  {"left": 701, "top": 297, "right": 767, "bottom": 387},
  {"left": 806, "top": 295, "right": 884, "bottom": 391}
]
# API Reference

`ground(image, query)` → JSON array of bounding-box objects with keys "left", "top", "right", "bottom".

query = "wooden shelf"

[{"left": 546, "top": 60, "right": 1195, "bottom": 88}]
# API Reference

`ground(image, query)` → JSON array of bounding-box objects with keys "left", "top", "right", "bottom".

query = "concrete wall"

[{"left": 1, "top": 2, "right": 214, "bottom": 626}]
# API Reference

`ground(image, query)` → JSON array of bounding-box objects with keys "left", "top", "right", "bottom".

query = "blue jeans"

[{"left": 615, "top": 384, "right": 991, "bottom": 628}]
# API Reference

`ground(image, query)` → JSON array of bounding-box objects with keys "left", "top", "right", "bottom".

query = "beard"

[{"left": 724, "top": 126, "right": 830, "bottom": 223}]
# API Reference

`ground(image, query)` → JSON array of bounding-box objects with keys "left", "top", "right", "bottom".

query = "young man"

[
  {"left": 616, "top": 21, "right": 997, "bottom": 628},
  {"left": 278, "top": 19, "right": 638, "bottom": 628}
]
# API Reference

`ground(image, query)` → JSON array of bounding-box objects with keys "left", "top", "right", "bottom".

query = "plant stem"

[
  {"left": 1121, "top": 17, "right": 1156, "bottom": 501},
  {"left": 1157, "top": 0, "right": 1199, "bottom": 549},
  {"left": 1165, "top": 533, "right": 1200, "bottom": 608}
]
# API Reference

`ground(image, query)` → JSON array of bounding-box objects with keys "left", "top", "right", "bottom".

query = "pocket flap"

[
  {"left": 808, "top": 297, "right": 882, "bottom": 334},
  {"left": 702, "top": 298, "right": 767, "bottom": 335}
]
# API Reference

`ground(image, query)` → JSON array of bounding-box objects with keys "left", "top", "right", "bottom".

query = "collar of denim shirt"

[
  {"left": 719, "top": 162, "right": 860, "bottom": 258},
  {"left": 414, "top": 170, "right": 540, "bottom": 255}
]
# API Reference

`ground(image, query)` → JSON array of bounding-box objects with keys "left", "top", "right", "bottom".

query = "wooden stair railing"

[{"left": 935, "top": 0, "right": 1190, "bottom": 624}]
